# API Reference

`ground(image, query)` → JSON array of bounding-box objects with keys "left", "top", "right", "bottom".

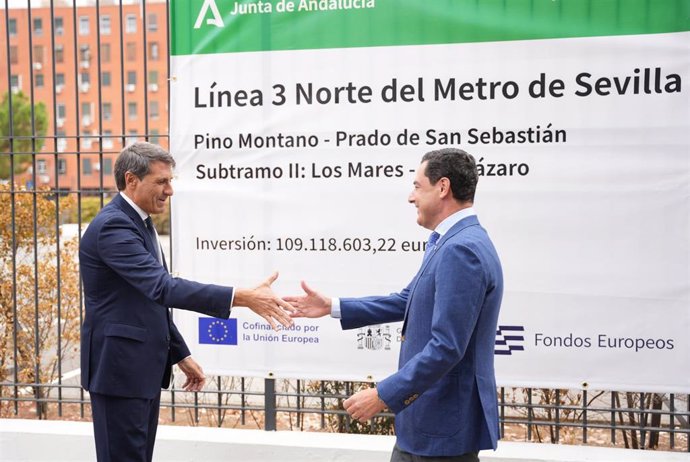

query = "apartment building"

[{"left": 0, "top": 1, "right": 168, "bottom": 192}]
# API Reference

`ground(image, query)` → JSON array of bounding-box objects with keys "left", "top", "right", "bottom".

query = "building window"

[
  {"left": 58, "top": 158, "right": 67, "bottom": 175},
  {"left": 126, "top": 130, "right": 138, "bottom": 146},
  {"left": 101, "top": 71, "right": 111, "bottom": 87},
  {"left": 10, "top": 75, "right": 21, "bottom": 92},
  {"left": 80, "top": 72, "right": 91, "bottom": 85},
  {"left": 82, "top": 130, "right": 93, "bottom": 148},
  {"left": 55, "top": 45, "right": 64, "bottom": 63},
  {"left": 57, "top": 103, "right": 67, "bottom": 120},
  {"left": 103, "top": 158, "right": 113, "bottom": 175},
  {"left": 33, "top": 18, "right": 43, "bottom": 36},
  {"left": 35, "top": 74, "right": 44, "bottom": 88},
  {"left": 126, "top": 42, "right": 136, "bottom": 62},
  {"left": 150, "top": 129, "right": 160, "bottom": 145},
  {"left": 102, "top": 102, "right": 112, "bottom": 121},
  {"left": 9, "top": 18, "right": 17, "bottom": 37},
  {"left": 148, "top": 70, "right": 159, "bottom": 85},
  {"left": 148, "top": 42, "right": 159, "bottom": 61},
  {"left": 9, "top": 46, "right": 18, "bottom": 64},
  {"left": 79, "top": 16, "right": 89, "bottom": 35},
  {"left": 149, "top": 101, "right": 159, "bottom": 119},
  {"left": 82, "top": 102, "right": 92, "bottom": 126},
  {"left": 33, "top": 45, "right": 44, "bottom": 64},
  {"left": 83, "top": 158, "right": 92, "bottom": 175},
  {"left": 57, "top": 130, "right": 67, "bottom": 153},
  {"left": 101, "top": 43, "right": 111, "bottom": 63},
  {"left": 126, "top": 71, "right": 136, "bottom": 92},
  {"left": 147, "top": 13, "right": 158, "bottom": 32},
  {"left": 80, "top": 44, "right": 91, "bottom": 66},
  {"left": 148, "top": 70, "right": 159, "bottom": 91},
  {"left": 54, "top": 17, "right": 64, "bottom": 36},
  {"left": 128, "top": 102, "right": 137, "bottom": 120},
  {"left": 126, "top": 14, "right": 137, "bottom": 33},
  {"left": 100, "top": 15, "right": 111, "bottom": 35},
  {"left": 37, "top": 159, "right": 47, "bottom": 174},
  {"left": 56, "top": 73, "right": 65, "bottom": 86},
  {"left": 103, "top": 130, "right": 114, "bottom": 149}
]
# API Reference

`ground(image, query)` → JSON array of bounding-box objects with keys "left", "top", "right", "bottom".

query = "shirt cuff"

[{"left": 331, "top": 297, "right": 341, "bottom": 318}]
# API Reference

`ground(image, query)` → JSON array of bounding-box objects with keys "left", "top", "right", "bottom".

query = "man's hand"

[
  {"left": 283, "top": 281, "right": 332, "bottom": 318},
  {"left": 176, "top": 357, "right": 206, "bottom": 392},
  {"left": 233, "top": 272, "right": 295, "bottom": 331},
  {"left": 343, "top": 387, "right": 387, "bottom": 422}
]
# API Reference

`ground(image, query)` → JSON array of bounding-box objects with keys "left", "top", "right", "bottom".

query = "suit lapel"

[
  {"left": 401, "top": 215, "right": 481, "bottom": 333},
  {"left": 113, "top": 194, "right": 173, "bottom": 329},
  {"left": 112, "top": 194, "right": 159, "bottom": 259}
]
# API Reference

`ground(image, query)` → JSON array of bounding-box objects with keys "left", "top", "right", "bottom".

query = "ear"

[
  {"left": 124, "top": 171, "right": 138, "bottom": 188},
  {"left": 437, "top": 177, "right": 451, "bottom": 198}
]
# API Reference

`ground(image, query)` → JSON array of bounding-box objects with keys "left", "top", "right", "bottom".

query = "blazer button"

[
  {"left": 404, "top": 399, "right": 410, "bottom": 405},
  {"left": 166, "top": 335, "right": 170, "bottom": 341}
]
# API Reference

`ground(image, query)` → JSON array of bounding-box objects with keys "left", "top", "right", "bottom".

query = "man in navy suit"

[
  {"left": 286, "top": 148, "right": 503, "bottom": 461},
  {"left": 80, "top": 142, "right": 294, "bottom": 462}
]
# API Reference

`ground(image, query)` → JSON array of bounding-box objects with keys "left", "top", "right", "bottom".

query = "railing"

[{"left": 0, "top": 377, "right": 688, "bottom": 451}]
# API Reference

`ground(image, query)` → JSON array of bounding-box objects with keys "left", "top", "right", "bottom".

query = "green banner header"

[{"left": 171, "top": 0, "right": 690, "bottom": 56}]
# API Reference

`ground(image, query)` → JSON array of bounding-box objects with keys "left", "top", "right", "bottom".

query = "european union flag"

[{"left": 199, "top": 318, "right": 238, "bottom": 345}]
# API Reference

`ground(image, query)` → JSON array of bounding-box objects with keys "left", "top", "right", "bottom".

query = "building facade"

[{"left": 0, "top": 1, "right": 168, "bottom": 192}]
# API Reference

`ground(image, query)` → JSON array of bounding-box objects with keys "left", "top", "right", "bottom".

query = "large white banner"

[{"left": 170, "top": 2, "right": 690, "bottom": 392}]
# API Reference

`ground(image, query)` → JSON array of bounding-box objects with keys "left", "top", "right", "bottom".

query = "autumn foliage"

[{"left": 0, "top": 184, "right": 81, "bottom": 418}]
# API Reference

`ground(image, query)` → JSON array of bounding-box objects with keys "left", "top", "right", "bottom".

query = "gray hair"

[{"left": 114, "top": 142, "right": 175, "bottom": 190}]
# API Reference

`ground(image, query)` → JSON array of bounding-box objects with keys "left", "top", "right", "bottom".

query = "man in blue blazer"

[
  {"left": 80, "top": 142, "right": 294, "bottom": 462},
  {"left": 287, "top": 148, "right": 503, "bottom": 461}
]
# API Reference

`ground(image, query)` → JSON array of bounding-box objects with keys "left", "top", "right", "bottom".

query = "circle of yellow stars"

[{"left": 207, "top": 320, "right": 229, "bottom": 343}]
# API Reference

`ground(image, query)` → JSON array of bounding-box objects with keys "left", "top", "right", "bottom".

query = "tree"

[
  {"left": 0, "top": 184, "right": 81, "bottom": 419},
  {"left": 0, "top": 91, "right": 48, "bottom": 179}
]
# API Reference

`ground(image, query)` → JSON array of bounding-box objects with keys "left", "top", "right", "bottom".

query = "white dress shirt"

[{"left": 120, "top": 192, "right": 163, "bottom": 263}]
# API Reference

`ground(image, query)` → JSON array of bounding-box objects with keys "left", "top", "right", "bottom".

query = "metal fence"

[{"left": 0, "top": 0, "right": 688, "bottom": 453}]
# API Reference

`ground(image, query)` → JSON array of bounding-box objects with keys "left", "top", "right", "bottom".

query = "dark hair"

[
  {"left": 114, "top": 142, "right": 175, "bottom": 190},
  {"left": 421, "top": 148, "right": 478, "bottom": 203}
]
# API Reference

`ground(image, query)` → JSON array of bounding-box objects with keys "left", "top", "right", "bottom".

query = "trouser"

[
  {"left": 391, "top": 444, "right": 480, "bottom": 462},
  {"left": 90, "top": 391, "right": 161, "bottom": 462}
]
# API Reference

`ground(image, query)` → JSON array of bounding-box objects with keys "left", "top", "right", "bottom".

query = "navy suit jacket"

[
  {"left": 80, "top": 194, "right": 232, "bottom": 399},
  {"left": 340, "top": 215, "right": 503, "bottom": 456}
]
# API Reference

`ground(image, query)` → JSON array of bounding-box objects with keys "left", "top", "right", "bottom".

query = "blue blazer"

[
  {"left": 80, "top": 194, "right": 233, "bottom": 399},
  {"left": 341, "top": 215, "right": 503, "bottom": 456}
]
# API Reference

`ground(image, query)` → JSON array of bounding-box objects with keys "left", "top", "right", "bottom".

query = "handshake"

[
  {"left": 233, "top": 272, "right": 386, "bottom": 422},
  {"left": 233, "top": 271, "right": 334, "bottom": 330}
]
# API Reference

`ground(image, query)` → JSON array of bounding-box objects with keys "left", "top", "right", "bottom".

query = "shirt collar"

[
  {"left": 120, "top": 191, "right": 149, "bottom": 222},
  {"left": 434, "top": 206, "right": 476, "bottom": 237}
]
